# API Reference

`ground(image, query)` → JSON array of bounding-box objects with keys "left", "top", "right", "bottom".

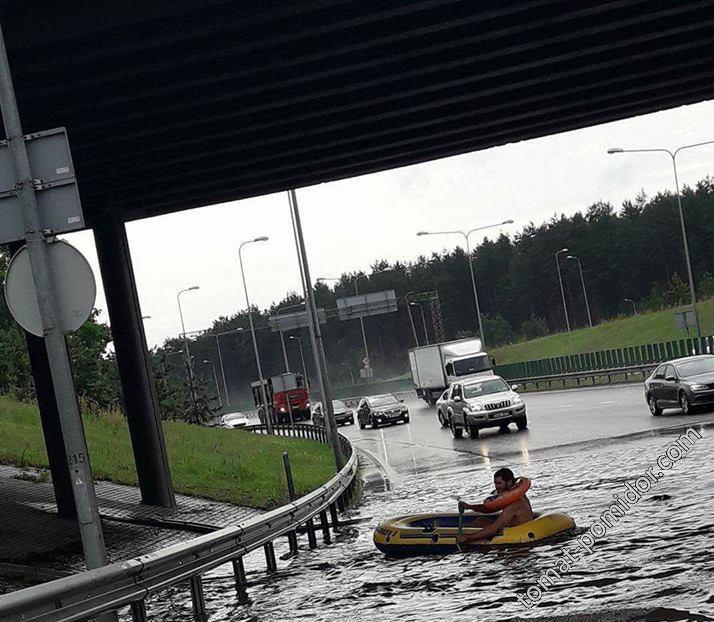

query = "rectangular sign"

[
  {"left": 336, "top": 289, "right": 398, "bottom": 321},
  {"left": 0, "top": 127, "right": 84, "bottom": 244},
  {"left": 674, "top": 309, "right": 697, "bottom": 331},
  {"left": 268, "top": 308, "right": 326, "bottom": 332}
]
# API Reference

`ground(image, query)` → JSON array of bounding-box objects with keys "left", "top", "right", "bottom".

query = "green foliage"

[
  {"left": 6, "top": 175, "right": 714, "bottom": 410},
  {"left": 520, "top": 314, "right": 550, "bottom": 340},
  {"left": 480, "top": 313, "right": 514, "bottom": 347},
  {"left": 0, "top": 396, "right": 334, "bottom": 509},
  {"left": 491, "top": 297, "right": 714, "bottom": 364},
  {"left": 154, "top": 176, "right": 714, "bottom": 406}
]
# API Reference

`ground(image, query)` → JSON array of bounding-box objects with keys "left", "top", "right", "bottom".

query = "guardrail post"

[
  {"left": 288, "top": 531, "right": 299, "bottom": 555},
  {"left": 189, "top": 576, "right": 207, "bottom": 621},
  {"left": 232, "top": 557, "right": 249, "bottom": 603},
  {"left": 319, "top": 510, "right": 332, "bottom": 543},
  {"left": 337, "top": 493, "right": 346, "bottom": 513},
  {"left": 264, "top": 541, "right": 278, "bottom": 572},
  {"left": 283, "top": 451, "right": 296, "bottom": 501},
  {"left": 329, "top": 502, "right": 340, "bottom": 532},
  {"left": 306, "top": 517, "right": 318, "bottom": 548},
  {"left": 130, "top": 600, "right": 148, "bottom": 622}
]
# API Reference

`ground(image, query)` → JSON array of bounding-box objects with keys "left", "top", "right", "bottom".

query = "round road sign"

[{"left": 4, "top": 240, "right": 96, "bottom": 337}]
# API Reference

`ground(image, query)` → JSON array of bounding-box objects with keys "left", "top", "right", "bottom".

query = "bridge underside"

[{"left": 1, "top": 0, "right": 714, "bottom": 222}]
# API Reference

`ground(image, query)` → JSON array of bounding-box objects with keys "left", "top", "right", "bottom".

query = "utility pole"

[
  {"left": 288, "top": 189, "right": 342, "bottom": 470},
  {"left": 0, "top": 23, "right": 108, "bottom": 571}
]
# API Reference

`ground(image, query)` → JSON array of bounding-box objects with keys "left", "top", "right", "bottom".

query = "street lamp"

[
  {"left": 410, "top": 302, "right": 430, "bottom": 345},
  {"left": 202, "top": 360, "right": 222, "bottom": 409},
  {"left": 416, "top": 219, "right": 514, "bottom": 346},
  {"left": 141, "top": 315, "right": 151, "bottom": 320},
  {"left": 607, "top": 140, "right": 714, "bottom": 338},
  {"left": 555, "top": 248, "right": 570, "bottom": 332},
  {"left": 177, "top": 286, "right": 200, "bottom": 418},
  {"left": 238, "top": 236, "right": 272, "bottom": 433},
  {"left": 214, "top": 327, "right": 244, "bottom": 407},
  {"left": 289, "top": 335, "right": 308, "bottom": 385},
  {"left": 566, "top": 255, "right": 592, "bottom": 328},
  {"left": 625, "top": 298, "right": 637, "bottom": 315}
]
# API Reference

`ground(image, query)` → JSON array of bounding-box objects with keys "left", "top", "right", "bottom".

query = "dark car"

[
  {"left": 312, "top": 400, "right": 355, "bottom": 427},
  {"left": 644, "top": 355, "right": 714, "bottom": 415},
  {"left": 356, "top": 394, "right": 409, "bottom": 429}
]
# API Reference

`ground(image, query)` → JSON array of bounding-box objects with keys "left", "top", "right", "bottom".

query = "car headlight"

[
  {"left": 512, "top": 395, "right": 522, "bottom": 404},
  {"left": 306, "top": 402, "right": 310, "bottom": 408},
  {"left": 279, "top": 407, "right": 287, "bottom": 413},
  {"left": 402, "top": 408, "right": 409, "bottom": 415},
  {"left": 689, "top": 383, "right": 709, "bottom": 392},
  {"left": 471, "top": 403, "right": 483, "bottom": 411}
]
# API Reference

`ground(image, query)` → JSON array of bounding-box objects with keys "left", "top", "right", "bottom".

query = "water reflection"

[{"left": 147, "top": 430, "right": 714, "bottom": 621}]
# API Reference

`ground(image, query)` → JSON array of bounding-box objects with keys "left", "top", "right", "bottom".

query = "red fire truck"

[{"left": 251, "top": 372, "right": 311, "bottom": 424}]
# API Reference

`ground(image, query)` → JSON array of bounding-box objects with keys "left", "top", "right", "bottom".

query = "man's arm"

[
  {"left": 469, "top": 504, "right": 517, "bottom": 540},
  {"left": 458, "top": 500, "right": 487, "bottom": 513}
]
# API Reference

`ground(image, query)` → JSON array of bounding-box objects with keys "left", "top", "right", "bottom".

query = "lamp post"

[
  {"left": 141, "top": 315, "right": 151, "bottom": 320},
  {"left": 405, "top": 291, "right": 419, "bottom": 347},
  {"left": 177, "top": 286, "right": 200, "bottom": 419},
  {"left": 607, "top": 140, "right": 714, "bottom": 339},
  {"left": 202, "top": 360, "right": 222, "bottom": 409},
  {"left": 625, "top": 298, "right": 637, "bottom": 315},
  {"left": 214, "top": 327, "right": 244, "bottom": 407},
  {"left": 555, "top": 248, "right": 570, "bottom": 332},
  {"left": 238, "top": 237, "right": 272, "bottom": 433},
  {"left": 566, "top": 255, "right": 592, "bottom": 328},
  {"left": 416, "top": 219, "right": 513, "bottom": 346},
  {"left": 410, "top": 302, "right": 430, "bottom": 345},
  {"left": 289, "top": 335, "right": 308, "bottom": 385}
]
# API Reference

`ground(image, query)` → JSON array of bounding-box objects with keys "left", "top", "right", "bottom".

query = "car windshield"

[
  {"left": 333, "top": 400, "right": 347, "bottom": 410},
  {"left": 369, "top": 395, "right": 399, "bottom": 407},
  {"left": 675, "top": 357, "right": 714, "bottom": 378},
  {"left": 463, "top": 379, "right": 510, "bottom": 398},
  {"left": 453, "top": 355, "right": 491, "bottom": 377}
]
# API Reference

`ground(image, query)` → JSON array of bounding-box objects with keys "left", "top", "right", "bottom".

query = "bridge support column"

[
  {"left": 93, "top": 215, "right": 175, "bottom": 507},
  {"left": 7, "top": 241, "right": 75, "bottom": 518},
  {"left": 25, "top": 331, "right": 77, "bottom": 517}
]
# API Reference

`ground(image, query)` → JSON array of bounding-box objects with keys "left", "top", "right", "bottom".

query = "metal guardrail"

[
  {"left": 495, "top": 335, "right": 713, "bottom": 382},
  {"left": 510, "top": 363, "right": 658, "bottom": 390},
  {"left": 0, "top": 425, "right": 357, "bottom": 622}
]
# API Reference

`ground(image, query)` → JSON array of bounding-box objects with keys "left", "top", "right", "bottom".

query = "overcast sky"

[{"left": 64, "top": 100, "right": 714, "bottom": 349}]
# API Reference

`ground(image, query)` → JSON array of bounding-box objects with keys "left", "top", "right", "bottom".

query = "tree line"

[{"left": 2, "top": 177, "right": 714, "bottom": 419}]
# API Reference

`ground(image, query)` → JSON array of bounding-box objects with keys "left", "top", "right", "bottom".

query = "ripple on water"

[{"left": 141, "top": 431, "right": 713, "bottom": 622}]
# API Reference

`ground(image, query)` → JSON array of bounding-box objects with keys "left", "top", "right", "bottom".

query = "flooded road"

[{"left": 148, "top": 387, "right": 714, "bottom": 621}]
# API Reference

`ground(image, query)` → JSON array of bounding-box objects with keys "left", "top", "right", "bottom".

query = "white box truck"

[{"left": 409, "top": 338, "right": 492, "bottom": 405}]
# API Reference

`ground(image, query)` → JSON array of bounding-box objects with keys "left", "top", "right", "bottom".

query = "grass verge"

[
  {"left": 492, "top": 298, "right": 714, "bottom": 365},
  {"left": 0, "top": 396, "right": 336, "bottom": 509}
]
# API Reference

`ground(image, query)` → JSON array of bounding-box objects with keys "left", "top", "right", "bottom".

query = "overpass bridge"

[{"left": 0, "top": 0, "right": 713, "bottom": 556}]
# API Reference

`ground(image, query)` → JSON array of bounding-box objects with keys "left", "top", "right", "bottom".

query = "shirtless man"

[{"left": 457, "top": 467, "right": 533, "bottom": 543}]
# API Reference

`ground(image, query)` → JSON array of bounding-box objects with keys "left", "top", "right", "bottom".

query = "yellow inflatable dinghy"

[{"left": 373, "top": 511, "right": 575, "bottom": 555}]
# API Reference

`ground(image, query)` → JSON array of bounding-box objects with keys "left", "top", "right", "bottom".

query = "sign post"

[{"left": 0, "top": 23, "right": 108, "bottom": 572}]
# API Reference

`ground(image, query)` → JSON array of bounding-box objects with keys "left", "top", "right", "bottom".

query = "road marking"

[
  {"left": 560, "top": 404, "right": 573, "bottom": 408},
  {"left": 600, "top": 401, "right": 615, "bottom": 404}
]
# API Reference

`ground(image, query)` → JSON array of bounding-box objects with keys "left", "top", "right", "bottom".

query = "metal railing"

[
  {"left": 0, "top": 426, "right": 357, "bottom": 622},
  {"left": 509, "top": 363, "right": 658, "bottom": 390},
  {"left": 495, "top": 335, "right": 713, "bottom": 382}
]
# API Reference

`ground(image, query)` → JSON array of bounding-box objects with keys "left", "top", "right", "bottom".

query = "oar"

[{"left": 456, "top": 499, "right": 465, "bottom": 551}]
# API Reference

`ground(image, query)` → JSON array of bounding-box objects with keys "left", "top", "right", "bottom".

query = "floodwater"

[{"left": 146, "top": 421, "right": 714, "bottom": 621}]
